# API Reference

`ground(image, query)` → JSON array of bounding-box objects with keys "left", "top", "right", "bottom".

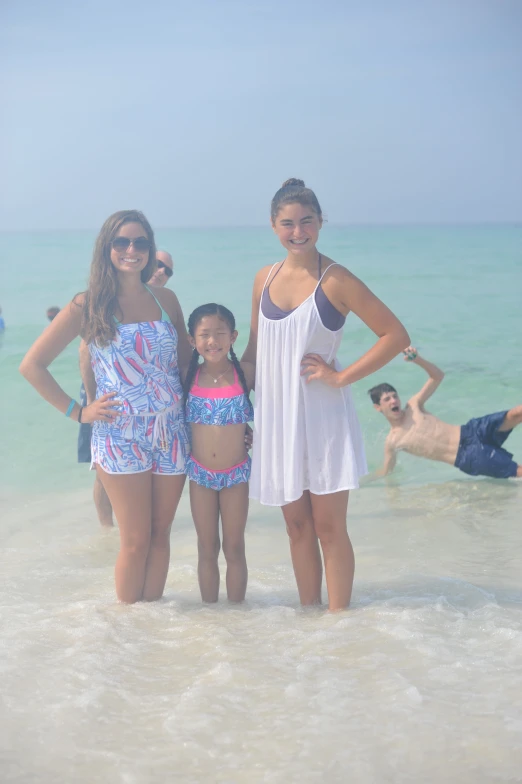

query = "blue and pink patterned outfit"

[
  {"left": 90, "top": 287, "right": 190, "bottom": 475},
  {"left": 185, "top": 366, "right": 253, "bottom": 490}
]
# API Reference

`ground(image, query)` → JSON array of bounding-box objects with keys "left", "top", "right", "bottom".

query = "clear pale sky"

[{"left": 1, "top": 0, "right": 521, "bottom": 230}]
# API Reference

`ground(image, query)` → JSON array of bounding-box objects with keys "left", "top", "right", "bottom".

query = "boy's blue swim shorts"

[{"left": 455, "top": 410, "right": 517, "bottom": 479}]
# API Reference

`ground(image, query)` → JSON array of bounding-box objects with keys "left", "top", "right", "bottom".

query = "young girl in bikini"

[
  {"left": 184, "top": 304, "right": 254, "bottom": 603},
  {"left": 20, "top": 210, "right": 191, "bottom": 603}
]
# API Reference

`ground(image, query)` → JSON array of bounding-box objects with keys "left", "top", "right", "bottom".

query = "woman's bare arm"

[
  {"left": 20, "top": 298, "right": 85, "bottom": 419},
  {"left": 241, "top": 265, "right": 271, "bottom": 378},
  {"left": 19, "top": 296, "right": 119, "bottom": 423},
  {"left": 240, "top": 361, "right": 256, "bottom": 392},
  {"left": 302, "top": 269, "right": 410, "bottom": 387}
]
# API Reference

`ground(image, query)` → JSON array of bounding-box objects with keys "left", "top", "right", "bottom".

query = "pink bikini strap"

[
  {"left": 228, "top": 365, "right": 243, "bottom": 394},
  {"left": 191, "top": 364, "right": 242, "bottom": 395}
]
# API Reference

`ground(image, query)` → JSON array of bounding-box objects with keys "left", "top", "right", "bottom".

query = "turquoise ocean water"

[
  {"left": 1, "top": 226, "right": 521, "bottom": 782},
  {"left": 1, "top": 225, "right": 520, "bottom": 493}
]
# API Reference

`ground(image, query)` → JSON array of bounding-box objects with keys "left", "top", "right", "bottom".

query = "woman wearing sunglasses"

[
  {"left": 76, "top": 246, "right": 174, "bottom": 528},
  {"left": 20, "top": 210, "right": 191, "bottom": 603}
]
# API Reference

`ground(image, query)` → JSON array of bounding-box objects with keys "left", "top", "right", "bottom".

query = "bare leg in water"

[
  {"left": 282, "top": 489, "right": 353, "bottom": 611},
  {"left": 93, "top": 474, "right": 114, "bottom": 527},
  {"left": 189, "top": 481, "right": 249, "bottom": 603},
  {"left": 219, "top": 482, "right": 248, "bottom": 602},
  {"left": 96, "top": 467, "right": 185, "bottom": 602},
  {"left": 190, "top": 482, "right": 221, "bottom": 602},
  {"left": 310, "top": 490, "right": 353, "bottom": 611},
  {"left": 142, "top": 474, "right": 185, "bottom": 601},
  {"left": 282, "top": 492, "right": 323, "bottom": 606}
]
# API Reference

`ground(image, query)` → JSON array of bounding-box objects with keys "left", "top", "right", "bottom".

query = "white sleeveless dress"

[{"left": 250, "top": 263, "right": 367, "bottom": 507}]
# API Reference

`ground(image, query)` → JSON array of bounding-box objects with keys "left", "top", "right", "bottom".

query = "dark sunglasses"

[
  {"left": 157, "top": 261, "right": 173, "bottom": 278},
  {"left": 111, "top": 237, "right": 151, "bottom": 253}
]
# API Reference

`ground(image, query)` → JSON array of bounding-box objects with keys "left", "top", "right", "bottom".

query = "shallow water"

[
  {"left": 1, "top": 480, "right": 521, "bottom": 783},
  {"left": 1, "top": 226, "right": 521, "bottom": 781}
]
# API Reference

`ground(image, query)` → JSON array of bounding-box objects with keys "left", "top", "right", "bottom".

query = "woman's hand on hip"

[
  {"left": 300, "top": 354, "right": 340, "bottom": 387},
  {"left": 82, "top": 392, "right": 122, "bottom": 423}
]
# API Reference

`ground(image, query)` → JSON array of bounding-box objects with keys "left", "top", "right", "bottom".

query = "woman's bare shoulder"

[
  {"left": 71, "top": 291, "right": 87, "bottom": 307},
  {"left": 320, "top": 260, "right": 364, "bottom": 314},
  {"left": 253, "top": 263, "right": 278, "bottom": 291},
  {"left": 256, "top": 263, "right": 277, "bottom": 280},
  {"left": 147, "top": 283, "right": 177, "bottom": 302},
  {"left": 67, "top": 291, "right": 88, "bottom": 320},
  {"left": 151, "top": 286, "right": 186, "bottom": 329},
  {"left": 152, "top": 286, "right": 178, "bottom": 307},
  {"left": 322, "top": 258, "right": 356, "bottom": 282}
]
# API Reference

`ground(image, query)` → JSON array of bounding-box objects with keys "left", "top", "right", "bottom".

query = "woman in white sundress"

[{"left": 242, "top": 179, "right": 410, "bottom": 611}]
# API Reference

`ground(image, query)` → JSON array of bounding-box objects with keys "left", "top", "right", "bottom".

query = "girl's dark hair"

[
  {"left": 184, "top": 303, "right": 250, "bottom": 402},
  {"left": 270, "top": 178, "right": 323, "bottom": 223},
  {"left": 81, "top": 210, "right": 157, "bottom": 346}
]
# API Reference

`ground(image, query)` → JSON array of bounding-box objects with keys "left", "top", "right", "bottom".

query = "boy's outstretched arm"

[
  {"left": 363, "top": 441, "right": 397, "bottom": 483},
  {"left": 405, "top": 346, "right": 445, "bottom": 408},
  {"left": 380, "top": 441, "right": 397, "bottom": 476}
]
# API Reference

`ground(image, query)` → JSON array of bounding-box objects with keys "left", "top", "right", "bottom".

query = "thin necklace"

[{"left": 201, "top": 362, "right": 231, "bottom": 384}]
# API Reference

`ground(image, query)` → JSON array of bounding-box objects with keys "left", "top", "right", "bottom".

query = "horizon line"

[{"left": 0, "top": 220, "right": 521, "bottom": 234}]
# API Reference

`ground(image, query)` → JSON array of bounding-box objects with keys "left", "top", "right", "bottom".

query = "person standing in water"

[
  {"left": 184, "top": 304, "right": 254, "bottom": 603},
  {"left": 20, "top": 210, "right": 191, "bottom": 603},
  {"left": 77, "top": 247, "right": 176, "bottom": 528},
  {"left": 242, "top": 179, "right": 410, "bottom": 611}
]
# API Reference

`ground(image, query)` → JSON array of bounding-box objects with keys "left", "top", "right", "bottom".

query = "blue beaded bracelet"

[{"left": 65, "top": 399, "right": 76, "bottom": 418}]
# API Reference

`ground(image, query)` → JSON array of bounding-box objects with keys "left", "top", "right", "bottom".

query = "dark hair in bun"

[
  {"left": 281, "top": 178, "right": 305, "bottom": 188},
  {"left": 271, "top": 178, "right": 322, "bottom": 223}
]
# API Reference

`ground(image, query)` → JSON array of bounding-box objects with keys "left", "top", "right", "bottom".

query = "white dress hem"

[{"left": 249, "top": 482, "right": 367, "bottom": 507}]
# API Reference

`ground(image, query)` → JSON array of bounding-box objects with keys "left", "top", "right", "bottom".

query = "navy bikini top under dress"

[{"left": 261, "top": 255, "right": 346, "bottom": 332}]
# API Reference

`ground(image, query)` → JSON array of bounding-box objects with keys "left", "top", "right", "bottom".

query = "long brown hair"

[{"left": 80, "top": 210, "right": 157, "bottom": 346}]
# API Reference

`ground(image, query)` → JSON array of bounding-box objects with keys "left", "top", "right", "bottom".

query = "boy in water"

[{"left": 369, "top": 347, "right": 521, "bottom": 479}]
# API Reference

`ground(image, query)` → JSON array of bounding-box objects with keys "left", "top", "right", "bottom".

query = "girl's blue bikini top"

[{"left": 186, "top": 366, "right": 253, "bottom": 426}]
